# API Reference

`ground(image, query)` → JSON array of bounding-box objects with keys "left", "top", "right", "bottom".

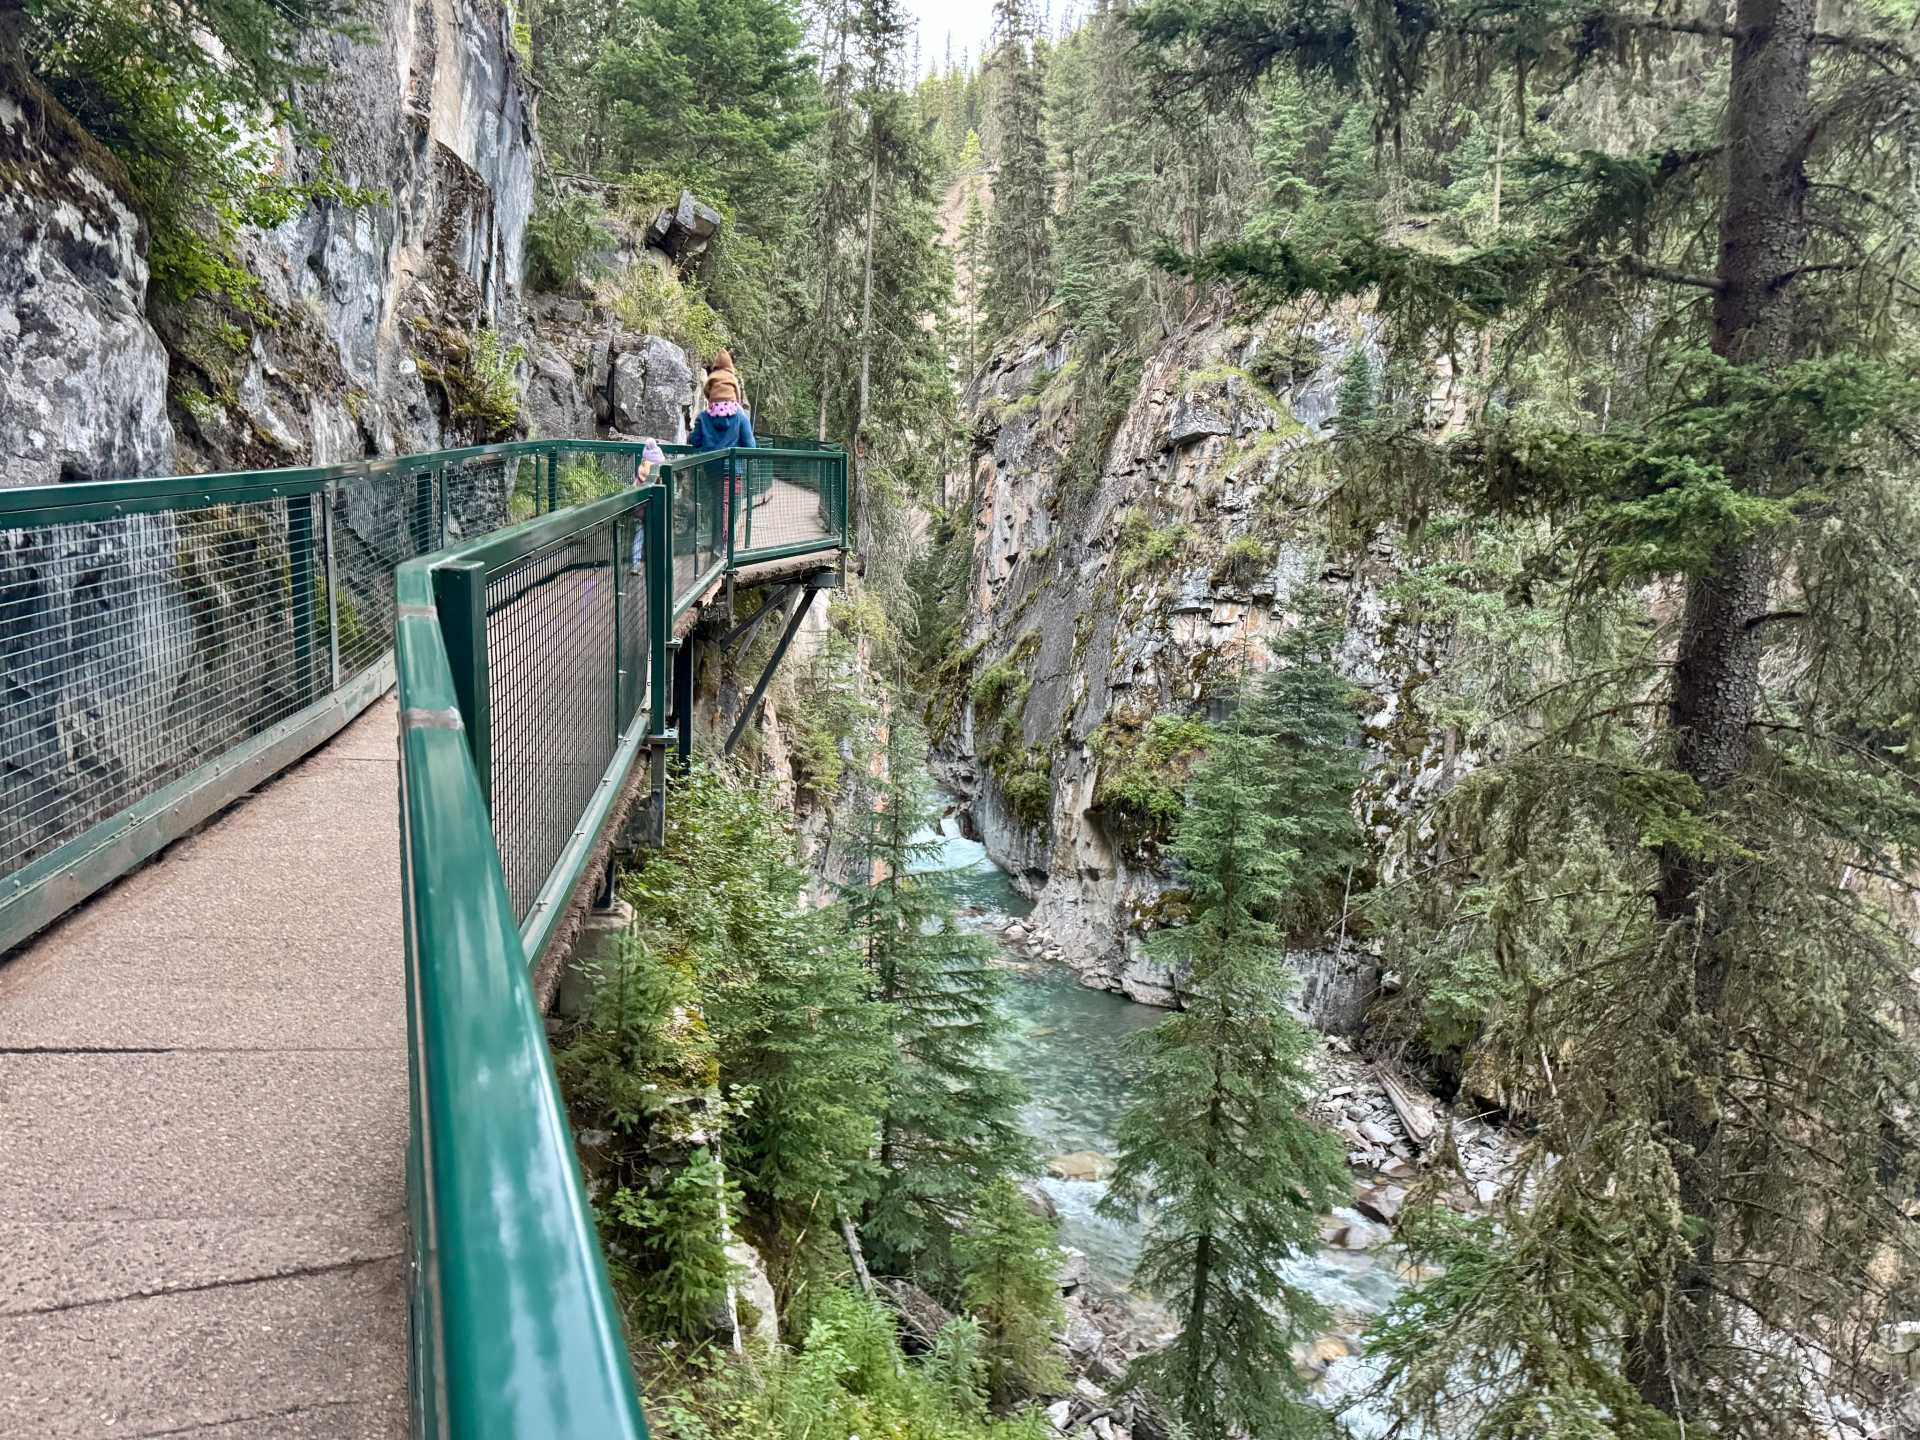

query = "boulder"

[
  {"left": 1021, "top": 1181, "right": 1061, "bottom": 1222},
  {"left": 1046, "top": 1400, "right": 1073, "bottom": 1434},
  {"left": 1167, "top": 396, "right": 1231, "bottom": 447},
  {"left": 648, "top": 189, "right": 725, "bottom": 266},
  {"left": 1354, "top": 1184, "right": 1407, "bottom": 1226},
  {"left": 1047, "top": 1151, "right": 1115, "bottom": 1182},
  {"left": 1058, "top": 1246, "right": 1089, "bottom": 1293},
  {"left": 525, "top": 340, "right": 590, "bottom": 441},
  {"left": 609, "top": 335, "right": 694, "bottom": 441},
  {"left": 1358, "top": 1120, "right": 1398, "bottom": 1147},
  {"left": 726, "top": 1240, "right": 780, "bottom": 1349}
]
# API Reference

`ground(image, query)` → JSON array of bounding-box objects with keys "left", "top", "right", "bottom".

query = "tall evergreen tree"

[
  {"left": 1131, "top": 1, "right": 1920, "bottom": 1432},
  {"left": 845, "top": 711, "right": 1031, "bottom": 1278},
  {"left": 982, "top": 0, "right": 1055, "bottom": 338},
  {"left": 1099, "top": 637, "right": 1359, "bottom": 1440}
]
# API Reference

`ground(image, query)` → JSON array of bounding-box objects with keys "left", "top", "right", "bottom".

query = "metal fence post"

[
  {"left": 546, "top": 448, "right": 559, "bottom": 513},
  {"left": 288, "top": 493, "right": 317, "bottom": 704},
  {"left": 432, "top": 559, "right": 492, "bottom": 812},
  {"left": 324, "top": 481, "right": 341, "bottom": 691}
]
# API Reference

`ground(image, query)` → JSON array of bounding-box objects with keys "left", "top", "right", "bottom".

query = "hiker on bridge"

[{"left": 692, "top": 350, "right": 754, "bottom": 549}]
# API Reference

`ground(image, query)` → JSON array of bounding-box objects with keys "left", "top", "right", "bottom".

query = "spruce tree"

[
  {"left": 1132, "top": 1, "right": 1920, "bottom": 1432},
  {"left": 845, "top": 710, "right": 1031, "bottom": 1278},
  {"left": 955, "top": 1177, "right": 1067, "bottom": 1403},
  {"left": 982, "top": 0, "right": 1055, "bottom": 338},
  {"left": 1099, "top": 637, "right": 1359, "bottom": 1440}
]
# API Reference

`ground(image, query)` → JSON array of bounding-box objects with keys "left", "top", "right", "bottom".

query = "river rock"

[
  {"left": 1358, "top": 1119, "right": 1398, "bottom": 1147},
  {"left": 1046, "top": 1400, "right": 1072, "bottom": 1433},
  {"left": 1324, "top": 1212, "right": 1393, "bottom": 1251},
  {"left": 1065, "top": 1310, "right": 1105, "bottom": 1361},
  {"left": 1475, "top": 1179, "right": 1499, "bottom": 1208},
  {"left": 1022, "top": 1181, "right": 1061, "bottom": 1221},
  {"left": 1354, "top": 1184, "right": 1407, "bottom": 1226},
  {"left": 1047, "top": 1151, "right": 1115, "bottom": 1182},
  {"left": 1006, "top": 922, "right": 1030, "bottom": 941},
  {"left": 1058, "top": 1246, "right": 1090, "bottom": 1293}
]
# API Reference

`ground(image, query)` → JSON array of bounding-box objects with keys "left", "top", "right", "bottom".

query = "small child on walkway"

[{"left": 630, "top": 437, "right": 665, "bottom": 571}]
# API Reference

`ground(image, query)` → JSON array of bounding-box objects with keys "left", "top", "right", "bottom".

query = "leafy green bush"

[
  {"left": 526, "top": 190, "right": 612, "bottom": 292},
  {"left": 647, "top": 1288, "right": 1047, "bottom": 1440},
  {"left": 605, "top": 262, "right": 729, "bottom": 359},
  {"left": 1091, "top": 712, "right": 1215, "bottom": 856},
  {"left": 420, "top": 328, "right": 525, "bottom": 441}
]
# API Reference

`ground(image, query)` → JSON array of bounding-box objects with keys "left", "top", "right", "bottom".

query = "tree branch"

[{"left": 1566, "top": 252, "right": 1725, "bottom": 291}]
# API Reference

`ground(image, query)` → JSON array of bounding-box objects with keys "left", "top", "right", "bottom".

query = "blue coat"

[{"left": 689, "top": 406, "right": 756, "bottom": 454}]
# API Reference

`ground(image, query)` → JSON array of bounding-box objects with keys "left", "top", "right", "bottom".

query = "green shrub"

[
  {"left": 1114, "top": 507, "right": 1193, "bottom": 582},
  {"left": 987, "top": 740, "right": 1053, "bottom": 829},
  {"left": 526, "top": 190, "right": 613, "bottom": 292},
  {"left": 1216, "top": 534, "right": 1272, "bottom": 584},
  {"left": 1090, "top": 712, "right": 1214, "bottom": 857},
  {"left": 604, "top": 262, "right": 729, "bottom": 359},
  {"left": 969, "top": 634, "right": 1040, "bottom": 723},
  {"left": 420, "top": 328, "right": 525, "bottom": 441}
]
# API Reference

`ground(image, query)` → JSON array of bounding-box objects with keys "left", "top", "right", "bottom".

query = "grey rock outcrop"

[
  {"left": 0, "top": 65, "right": 173, "bottom": 487},
  {"left": 937, "top": 304, "right": 1411, "bottom": 1032}
]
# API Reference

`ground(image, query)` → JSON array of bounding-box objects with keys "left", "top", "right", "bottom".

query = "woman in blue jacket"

[{"left": 690, "top": 350, "right": 754, "bottom": 553}]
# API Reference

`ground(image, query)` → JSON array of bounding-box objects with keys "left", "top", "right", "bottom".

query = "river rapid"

[{"left": 915, "top": 813, "right": 1407, "bottom": 1435}]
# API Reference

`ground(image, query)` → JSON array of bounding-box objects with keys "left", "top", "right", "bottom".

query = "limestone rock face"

[
  {"left": 935, "top": 303, "right": 1431, "bottom": 1033},
  {"left": 0, "top": 67, "right": 173, "bottom": 487}
]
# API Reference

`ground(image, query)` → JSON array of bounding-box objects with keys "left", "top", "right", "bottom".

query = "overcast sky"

[{"left": 907, "top": 0, "right": 1000, "bottom": 71}]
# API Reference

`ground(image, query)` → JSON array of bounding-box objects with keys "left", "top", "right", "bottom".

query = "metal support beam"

[
  {"left": 671, "top": 636, "right": 696, "bottom": 767},
  {"left": 719, "top": 584, "right": 796, "bottom": 654},
  {"left": 724, "top": 588, "right": 816, "bottom": 756}
]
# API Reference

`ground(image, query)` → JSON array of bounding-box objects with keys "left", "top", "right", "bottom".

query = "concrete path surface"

[{"left": 0, "top": 699, "right": 408, "bottom": 1440}]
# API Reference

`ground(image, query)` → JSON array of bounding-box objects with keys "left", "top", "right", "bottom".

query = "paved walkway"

[{"left": 0, "top": 700, "right": 408, "bottom": 1440}]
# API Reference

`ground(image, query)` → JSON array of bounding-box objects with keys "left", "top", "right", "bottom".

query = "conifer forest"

[{"left": 9, "top": 0, "right": 1920, "bottom": 1434}]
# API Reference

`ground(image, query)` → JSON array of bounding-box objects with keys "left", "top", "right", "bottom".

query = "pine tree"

[
  {"left": 958, "top": 191, "right": 988, "bottom": 375},
  {"left": 845, "top": 710, "right": 1031, "bottom": 1279},
  {"left": 1099, "top": 637, "right": 1359, "bottom": 1440},
  {"left": 954, "top": 1177, "right": 1067, "bottom": 1402},
  {"left": 982, "top": 0, "right": 1054, "bottom": 339},
  {"left": 1132, "top": 1, "right": 1920, "bottom": 1432}
]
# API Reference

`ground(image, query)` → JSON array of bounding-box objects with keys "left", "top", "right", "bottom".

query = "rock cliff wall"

[{"left": 936, "top": 303, "right": 1441, "bottom": 1031}]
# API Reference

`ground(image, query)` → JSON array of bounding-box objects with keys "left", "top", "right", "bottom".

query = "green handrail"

[{"left": 396, "top": 556, "right": 649, "bottom": 1440}]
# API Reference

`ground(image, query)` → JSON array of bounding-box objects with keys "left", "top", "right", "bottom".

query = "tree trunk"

[
  {"left": 1630, "top": 0, "right": 1813, "bottom": 1414},
  {"left": 853, "top": 129, "right": 880, "bottom": 556}
]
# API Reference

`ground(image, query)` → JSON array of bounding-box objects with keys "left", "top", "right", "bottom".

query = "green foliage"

[
  {"left": 956, "top": 1179, "right": 1067, "bottom": 1403},
  {"left": 25, "top": 0, "right": 371, "bottom": 306},
  {"left": 604, "top": 264, "right": 730, "bottom": 361},
  {"left": 845, "top": 713, "right": 1031, "bottom": 1281},
  {"left": 605, "top": 1148, "right": 741, "bottom": 1338},
  {"left": 1215, "top": 534, "right": 1272, "bottom": 584},
  {"left": 983, "top": 1, "right": 1055, "bottom": 341},
  {"left": 526, "top": 190, "right": 613, "bottom": 292},
  {"left": 418, "top": 329, "right": 525, "bottom": 442},
  {"left": 648, "top": 1289, "right": 1046, "bottom": 1440},
  {"left": 1100, "top": 642, "right": 1361, "bottom": 1440},
  {"left": 987, "top": 741, "right": 1054, "bottom": 830},
  {"left": 1115, "top": 508, "right": 1194, "bottom": 582},
  {"left": 1090, "top": 713, "right": 1215, "bottom": 858}
]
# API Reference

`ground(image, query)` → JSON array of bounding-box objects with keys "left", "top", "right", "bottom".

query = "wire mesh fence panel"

[
  {"left": 0, "top": 494, "right": 323, "bottom": 879},
  {"left": 483, "top": 516, "right": 620, "bottom": 920},
  {"left": 735, "top": 452, "right": 839, "bottom": 561},
  {"left": 330, "top": 463, "right": 434, "bottom": 683},
  {"left": 441, "top": 454, "right": 517, "bottom": 545},
  {"left": 615, "top": 509, "right": 650, "bottom": 736}
]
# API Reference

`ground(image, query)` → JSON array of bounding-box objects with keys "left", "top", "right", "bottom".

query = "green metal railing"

[
  {"left": 1, "top": 428, "right": 849, "bottom": 1439},
  {"left": 394, "top": 440, "right": 841, "bottom": 1437}
]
